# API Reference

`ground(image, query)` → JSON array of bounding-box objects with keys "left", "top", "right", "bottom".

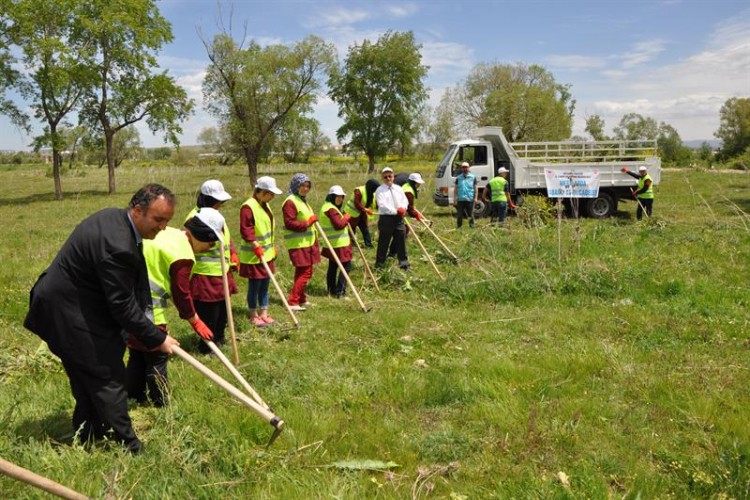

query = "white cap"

[
  {"left": 461, "top": 162, "right": 470, "bottom": 167},
  {"left": 498, "top": 167, "right": 509, "bottom": 174},
  {"left": 255, "top": 176, "right": 282, "bottom": 194},
  {"left": 408, "top": 173, "right": 425, "bottom": 185},
  {"left": 193, "top": 207, "right": 225, "bottom": 243},
  {"left": 328, "top": 185, "right": 346, "bottom": 196},
  {"left": 638, "top": 165, "right": 647, "bottom": 172},
  {"left": 200, "top": 179, "right": 232, "bottom": 202},
  {"left": 381, "top": 167, "right": 393, "bottom": 174}
]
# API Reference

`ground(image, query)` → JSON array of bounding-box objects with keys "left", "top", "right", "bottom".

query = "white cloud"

[
  {"left": 546, "top": 54, "right": 607, "bottom": 71},
  {"left": 386, "top": 3, "right": 418, "bottom": 18},
  {"left": 573, "top": 12, "right": 749, "bottom": 140},
  {"left": 306, "top": 8, "right": 370, "bottom": 28},
  {"left": 421, "top": 41, "right": 475, "bottom": 76},
  {"left": 620, "top": 39, "right": 667, "bottom": 68}
]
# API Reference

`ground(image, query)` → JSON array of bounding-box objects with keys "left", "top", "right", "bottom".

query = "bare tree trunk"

[
  {"left": 244, "top": 146, "right": 259, "bottom": 186},
  {"left": 53, "top": 151, "right": 63, "bottom": 200},
  {"left": 367, "top": 153, "right": 376, "bottom": 174},
  {"left": 106, "top": 129, "right": 116, "bottom": 194}
]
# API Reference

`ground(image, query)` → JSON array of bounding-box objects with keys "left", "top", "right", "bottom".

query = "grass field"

[{"left": 1, "top": 161, "right": 749, "bottom": 498}]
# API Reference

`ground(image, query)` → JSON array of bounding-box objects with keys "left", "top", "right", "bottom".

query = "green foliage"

[
  {"left": 203, "top": 32, "right": 335, "bottom": 183},
  {"left": 1, "top": 164, "right": 750, "bottom": 497},
  {"left": 715, "top": 97, "right": 750, "bottom": 160},
  {"left": 454, "top": 62, "right": 574, "bottom": 141},
  {"left": 328, "top": 30, "right": 428, "bottom": 172}
]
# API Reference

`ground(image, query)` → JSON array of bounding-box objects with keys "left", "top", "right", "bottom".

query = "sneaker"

[
  {"left": 251, "top": 315, "right": 268, "bottom": 328},
  {"left": 261, "top": 315, "right": 276, "bottom": 325},
  {"left": 302, "top": 301, "right": 314, "bottom": 307},
  {"left": 288, "top": 304, "right": 307, "bottom": 312}
]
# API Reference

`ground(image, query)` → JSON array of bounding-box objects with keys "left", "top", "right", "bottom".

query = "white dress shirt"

[{"left": 375, "top": 184, "right": 408, "bottom": 215}]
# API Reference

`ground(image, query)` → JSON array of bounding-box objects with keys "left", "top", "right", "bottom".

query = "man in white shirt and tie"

[{"left": 374, "top": 167, "right": 410, "bottom": 271}]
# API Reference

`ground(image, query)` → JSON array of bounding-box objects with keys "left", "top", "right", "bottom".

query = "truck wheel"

[
  {"left": 586, "top": 192, "right": 617, "bottom": 218},
  {"left": 473, "top": 199, "right": 491, "bottom": 219}
]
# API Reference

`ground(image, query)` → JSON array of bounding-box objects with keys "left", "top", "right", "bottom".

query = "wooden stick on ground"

[
  {"left": 204, "top": 340, "right": 269, "bottom": 410},
  {"left": 403, "top": 217, "right": 444, "bottom": 279},
  {"left": 258, "top": 257, "right": 300, "bottom": 328},
  {"left": 218, "top": 240, "right": 240, "bottom": 364},
  {"left": 0, "top": 457, "right": 89, "bottom": 500},
  {"left": 346, "top": 224, "right": 380, "bottom": 292},
  {"left": 314, "top": 221, "right": 369, "bottom": 312},
  {"left": 173, "top": 346, "right": 284, "bottom": 431},
  {"left": 417, "top": 217, "right": 459, "bottom": 262}
]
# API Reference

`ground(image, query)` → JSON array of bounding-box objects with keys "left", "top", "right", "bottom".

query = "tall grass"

[{"left": 1, "top": 163, "right": 749, "bottom": 498}]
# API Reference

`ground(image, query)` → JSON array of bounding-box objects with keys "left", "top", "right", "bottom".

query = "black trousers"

[
  {"left": 376, "top": 215, "right": 408, "bottom": 269},
  {"left": 350, "top": 215, "right": 373, "bottom": 247},
  {"left": 195, "top": 300, "right": 227, "bottom": 353},
  {"left": 456, "top": 201, "right": 475, "bottom": 227},
  {"left": 61, "top": 339, "right": 141, "bottom": 453},
  {"left": 637, "top": 198, "right": 653, "bottom": 220},
  {"left": 326, "top": 259, "right": 352, "bottom": 296},
  {"left": 126, "top": 348, "right": 169, "bottom": 407}
]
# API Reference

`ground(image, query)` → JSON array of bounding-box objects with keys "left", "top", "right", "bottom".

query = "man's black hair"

[{"left": 129, "top": 183, "right": 176, "bottom": 211}]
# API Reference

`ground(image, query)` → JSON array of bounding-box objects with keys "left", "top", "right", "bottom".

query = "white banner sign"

[{"left": 544, "top": 169, "right": 600, "bottom": 198}]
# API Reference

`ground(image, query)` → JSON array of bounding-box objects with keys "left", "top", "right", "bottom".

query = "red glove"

[
  {"left": 631, "top": 189, "right": 637, "bottom": 198},
  {"left": 307, "top": 215, "right": 319, "bottom": 227},
  {"left": 230, "top": 251, "right": 240, "bottom": 268},
  {"left": 343, "top": 213, "right": 352, "bottom": 222},
  {"left": 364, "top": 208, "right": 374, "bottom": 216},
  {"left": 415, "top": 211, "right": 424, "bottom": 221},
  {"left": 253, "top": 246, "right": 264, "bottom": 260},
  {"left": 621, "top": 167, "right": 628, "bottom": 173},
  {"left": 191, "top": 318, "right": 213, "bottom": 341},
  {"left": 396, "top": 207, "right": 406, "bottom": 217}
]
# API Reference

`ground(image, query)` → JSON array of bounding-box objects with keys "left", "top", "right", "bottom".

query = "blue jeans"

[
  {"left": 247, "top": 278, "right": 270, "bottom": 309},
  {"left": 490, "top": 201, "right": 508, "bottom": 224}
]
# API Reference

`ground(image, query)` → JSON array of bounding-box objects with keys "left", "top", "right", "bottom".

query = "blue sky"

[{"left": 1, "top": 0, "right": 748, "bottom": 150}]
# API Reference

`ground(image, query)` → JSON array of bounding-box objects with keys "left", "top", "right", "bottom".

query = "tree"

[
  {"left": 202, "top": 31, "right": 334, "bottom": 184},
  {"left": 328, "top": 30, "right": 428, "bottom": 173},
  {"left": 77, "top": 0, "right": 193, "bottom": 194},
  {"left": 453, "top": 62, "right": 575, "bottom": 142},
  {"left": 197, "top": 125, "right": 239, "bottom": 165},
  {"left": 12, "top": 0, "right": 91, "bottom": 200},
  {"left": 715, "top": 97, "right": 750, "bottom": 160},
  {"left": 422, "top": 89, "right": 457, "bottom": 159},
  {"left": 612, "top": 113, "right": 658, "bottom": 141},
  {"left": 657, "top": 122, "right": 692, "bottom": 166},
  {"left": 0, "top": 1, "right": 28, "bottom": 131},
  {"left": 274, "top": 113, "right": 322, "bottom": 163},
  {"left": 81, "top": 125, "right": 142, "bottom": 168},
  {"left": 585, "top": 114, "right": 608, "bottom": 141}
]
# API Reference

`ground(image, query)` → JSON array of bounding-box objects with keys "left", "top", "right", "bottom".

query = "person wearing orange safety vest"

[
  {"left": 184, "top": 180, "right": 238, "bottom": 354},
  {"left": 239, "top": 176, "right": 283, "bottom": 328},
  {"left": 128, "top": 208, "right": 224, "bottom": 407},
  {"left": 282, "top": 173, "right": 321, "bottom": 311},
  {"left": 319, "top": 185, "right": 353, "bottom": 298}
]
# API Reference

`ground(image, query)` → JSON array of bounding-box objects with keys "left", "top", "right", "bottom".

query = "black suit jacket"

[{"left": 25, "top": 208, "right": 166, "bottom": 366}]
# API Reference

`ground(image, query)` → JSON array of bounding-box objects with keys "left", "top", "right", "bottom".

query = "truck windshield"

[{"left": 435, "top": 145, "right": 456, "bottom": 178}]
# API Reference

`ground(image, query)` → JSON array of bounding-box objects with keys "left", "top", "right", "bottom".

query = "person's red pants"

[{"left": 288, "top": 265, "right": 313, "bottom": 305}]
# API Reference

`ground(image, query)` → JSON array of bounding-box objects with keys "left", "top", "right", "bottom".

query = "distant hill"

[{"left": 683, "top": 139, "right": 722, "bottom": 149}]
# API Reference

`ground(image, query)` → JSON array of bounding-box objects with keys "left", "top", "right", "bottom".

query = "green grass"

[{"left": 1, "top": 163, "right": 750, "bottom": 498}]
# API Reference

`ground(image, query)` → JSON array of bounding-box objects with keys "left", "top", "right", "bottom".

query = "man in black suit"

[{"left": 24, "top": 183, "right": 180, "bottom": 454}]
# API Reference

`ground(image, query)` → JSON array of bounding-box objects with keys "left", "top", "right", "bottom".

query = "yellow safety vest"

[
  {"left": 487, "top": 176, "right": 508, "bottom": 202},
  {"left": 283, "top": 195, "right": 317, "bottom": 249},
  {"left": 344, "top": 185, "right": 366, "bottom": 217},
  {"left": 143, "top": 227, "right": 195, "bottom": 325},
  {"left": 239, "top": 197, "right": 277, "bottom": 264},
  {"left": 638, "top": 174, "right": 654, "bottom": 199},
  {"left": 184, "top": 206, "right": 231, "bottom": 277},
  {"left": 319, "top": 202, "right": 351, "bottom": 249}
]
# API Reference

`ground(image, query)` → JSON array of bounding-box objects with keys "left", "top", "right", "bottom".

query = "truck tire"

[
  {"left": 586, "top": 192, "right": 617, "bottom": 218},
  {"left": 473, "top": 199, "right": 491, "bottom": 218}
]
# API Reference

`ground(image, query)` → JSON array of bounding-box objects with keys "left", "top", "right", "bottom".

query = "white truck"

[{"left": 432, "top": 126, "right": 661, "bottom": 218}]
